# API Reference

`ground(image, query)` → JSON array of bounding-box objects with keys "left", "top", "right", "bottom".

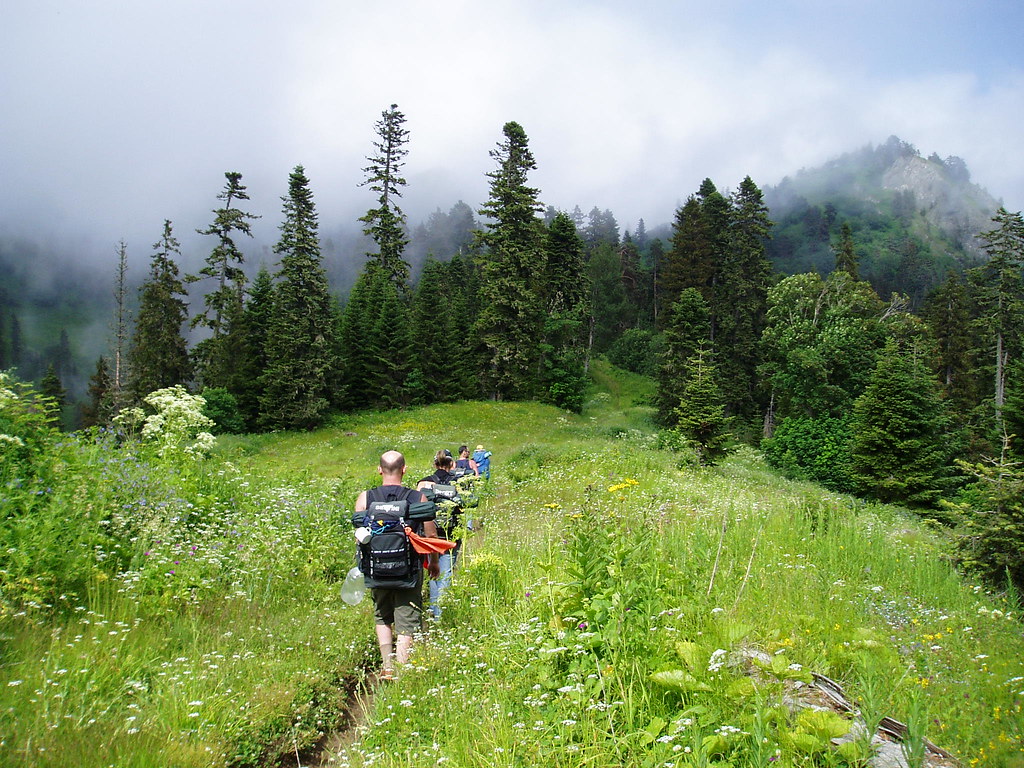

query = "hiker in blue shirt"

[{"left": 472, "top": 444, "right": 492, "bottom": 480}]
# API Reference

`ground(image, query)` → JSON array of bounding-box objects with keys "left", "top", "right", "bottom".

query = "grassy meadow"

[{"left": 2, "top": 361, "right": 1023, "bottom": 766}]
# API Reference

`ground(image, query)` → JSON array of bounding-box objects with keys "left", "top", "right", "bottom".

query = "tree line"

[{"left": 6, "top": 107, "right": 1024, "bottom": 561}]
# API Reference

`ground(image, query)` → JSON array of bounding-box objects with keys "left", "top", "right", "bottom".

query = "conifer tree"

[
  {"left": 338, "top": 264, "right": 388, "bottom": 411},
  {"left": 656, "top": 288, "right": 711, "bottom": 426},
  {"left": 111, "top": 240, "right": 131, "bottom": 413},
  {"left": 1004, "top": 357, "right": 1024, "bottom": 458},
  {"left": 127, "top": 220, "right": 191, "bottom": 401},
  {"left": 970, "top": 207, "right": 1024, "bottom": 436},
  {"left": 190, "top": 171, "right": 259, "bottom": 386},
  {"left": 660, "top": 195, "right": 704, "bottom": 324},
  {"left": 411, "top": 259, "right": 458, "bottom": 399},
  {"left": 0, "top": 312, "right": 6, "bottom": 369},
  {"left": 473, "top": 121, "right": 545, "bottom": 400},
  {"left": 849, "top": 339, "right": 951, "bottom": 506},
  {"left": 921, "top": 272, "right": 977, "bottom": 419},
  {"left": 10, "top": 314, "right": 22, "bottom": 372},
  {"left": 361, "top": 104, "right": 411, "bottom": 288},
  {"left": 54, "top": 329, "right": 75, "bottom": 380},
  {"left": 717, "top": 176, "right": 773, "bottom": 419},
  {"left": 587, "top": 242, "right": 628, "bottom": 354},
  {"left": 540, "top": 212, "right": 590, "bottom": 410},
  {"left": 673, "top": 344, "right": 730, "bottom": 466},
  {"left": 660, "top": 180, "right": 729, "bottom": 331},
  {"left": 40, "top": 363, "right": 66, "bottom": 427},
  {"left": 261, "top": 166, "right": 337, "bottom": 430},
  {"left": 370, "top": 277, "right": 416, "bottom": 408},
  {"left": 444, "top": 254, "right": 481, "bottom": 396},
  {"left": 234, "top": 265, "right": 273, "bottom": 429},
  {"left": 833, "top": 222, "right": 859, "bottom": 279},
  {"left": 82, "top": 356, "right": 112, "bottom": 428}
]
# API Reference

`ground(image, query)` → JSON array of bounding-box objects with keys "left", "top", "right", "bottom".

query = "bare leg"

[
  {"left": 376, "top": 624, "right": 395, "bottom": 672},
  {"left": 395, "top": 633, "right": 414, "bottom": 665}
]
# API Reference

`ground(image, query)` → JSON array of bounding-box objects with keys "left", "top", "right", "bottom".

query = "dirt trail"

[{"left": 303, "top": 672, "right": 381, "bottom": 767}]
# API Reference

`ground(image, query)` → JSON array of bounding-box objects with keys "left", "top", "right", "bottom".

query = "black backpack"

[
  {"left": 449, "top": 466, "right": 475, "bottom": 483},
  {"left": 357, "top": 486, "right": 418, "bottom": 589}
]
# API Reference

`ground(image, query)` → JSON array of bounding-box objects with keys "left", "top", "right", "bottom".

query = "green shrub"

[
  {"left": 201, "top": 386, "right": 246, "bottom": 434},
  {"left": 762, "top": 415, "right": 855, "bottom": 492},
  {"left": 606, "top": 329, "right": 662, "bottom": 376},
  {"left": 949, "top": 455, "right": 1024, "bottom": 592}
]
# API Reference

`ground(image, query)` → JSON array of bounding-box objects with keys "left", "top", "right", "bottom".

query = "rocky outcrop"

[{"left": 882, "top": 155, "right": 999, "bottom": 260}]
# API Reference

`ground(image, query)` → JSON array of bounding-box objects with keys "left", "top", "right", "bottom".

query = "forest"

[
  {"left": 3, "top": 107, "right": 1024, "bottom": 767},
  {"left": 2, "top": 108, "right": 1024, "bottom": 591}
]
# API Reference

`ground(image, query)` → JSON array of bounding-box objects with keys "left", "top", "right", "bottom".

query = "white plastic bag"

[{"left": 341, "top": 566, "right": 366, "bottom": 605}]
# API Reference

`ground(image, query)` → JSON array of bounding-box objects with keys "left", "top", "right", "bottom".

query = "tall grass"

[{"left": 2, "top": 367, "right": 1023, "bottom": 766}]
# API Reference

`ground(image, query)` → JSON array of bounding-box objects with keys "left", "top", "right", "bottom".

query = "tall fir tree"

[
  {"left": 1004, "top": 357, "right": 1024, "bottom": 458},
  {"left": 833, "top": 222, "right": 859, "bottom": 279},
  {"left": 970, "top": 207, "right": 1024, "bottom": 437},
  {"left": 587, "top": 242, "right": 629, "bottom": 354},
  {"left": 82, "top": 356, "right": 113, "bottom": 428},
  {"left": 659, "top": 180, "right": 729, "bottom": 331},
  {"left": 234, "top": 265, "right": 274, "bottom": 430},
  {"left": 660, "top": 195, "right": 704, "bottom": 324},
  {"left": 189, "top": 171, "right": 259, "bottom": 387},
  {"left": 673, "top": 344, "right": 730, "bottom": 466},
  {"left": 360, "top": 104, "right": 411, "bottom": 288},
  {"left": 540, "top": 212, "right": 590, "bottom": 410},
  {"left": 849, "top": 339, "right": 952, "bottom": 506},
  {"left": 261, "top": 166, "right": 338, "bottom": 430},
  {"left": 111, "top": 240, "right": 131, "bottom": 414},
  {"left": 716, "top": 176, "right": 773, "bottom": 420},
  {"left": 338, "top": 264, "right": 387, "bottom": 411},
  {"left": 473, "top": 121, "right": 545, "bottom": 400},
  {"left": 370, "top": 277, "right": 416, "bottom": 408},
  {"left": 656, "top": 288, "right": 711, "bottom": 426},
  {"left": 54, "top": 329, "right": 75, "bottom": 380},
  {"left": 444, "top": 253, "right": 481, "bottom": 397},
  {"left": 127, "top": 220, "right": 191, "bottom": 401},
  {"left": 40, "top": 362, "right": 66, "bottom": 429},
  {"left": 411, "top": 259, "right": 459, "bottom": 400},
  {"left": 921, "top": 272, "right": 977, "bottom": 420}
]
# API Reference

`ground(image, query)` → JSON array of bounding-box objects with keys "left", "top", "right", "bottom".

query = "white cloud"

[{"left": 1, "top": 0, "right": 1022, "bottom": 259}]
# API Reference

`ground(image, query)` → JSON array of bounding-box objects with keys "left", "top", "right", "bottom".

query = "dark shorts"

[{"left": 372, "top": 585, "right": 423, "bottom": 635}]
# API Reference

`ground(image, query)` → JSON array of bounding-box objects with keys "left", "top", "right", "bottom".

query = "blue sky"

[{"left": 1, "top": 0, "right": 1022, "bottom": 258}]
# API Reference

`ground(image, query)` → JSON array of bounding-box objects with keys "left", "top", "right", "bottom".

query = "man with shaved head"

[{"left": 355, "top": 450, "right": 440, "bottom": 678}]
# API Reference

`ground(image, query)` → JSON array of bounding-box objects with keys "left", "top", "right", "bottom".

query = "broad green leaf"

[
  {"left": 726, "top": 676, "right": 756, "bottom": 699},
  {"left": 675, "top": 641, "right": 702, "bottom": 670},
  {"left": 650, "top": 669, "right": 712, "bottom": 692},
  {"left": 797, "top": 709, "right": 851, "bottom": 740}
]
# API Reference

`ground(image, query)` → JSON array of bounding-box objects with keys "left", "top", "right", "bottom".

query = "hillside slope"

[{"left": 764, "top": 136, "right": 1001, "bottom": 304}]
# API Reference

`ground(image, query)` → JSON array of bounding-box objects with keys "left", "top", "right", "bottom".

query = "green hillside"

[
  {"left": 764, "top": 136, "right": 1001, "bottom": 305},
  {"left": 2, "top": 365, "right": 1022, "bottom": 766}
]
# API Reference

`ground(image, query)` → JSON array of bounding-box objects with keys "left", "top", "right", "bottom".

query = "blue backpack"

[{"left": 472, "top": 449, "right": 492, "bottom": 479}]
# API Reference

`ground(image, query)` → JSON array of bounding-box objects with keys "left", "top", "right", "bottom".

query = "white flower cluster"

[{"left": 114, "top": 385, "right": 215, "bottom": 460}]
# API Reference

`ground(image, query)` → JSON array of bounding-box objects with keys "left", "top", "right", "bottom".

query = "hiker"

[
  {"left": 472, "top": 444, "right": 492, "bottom": 480},
  {"left": 418, "top": 450, "right": 464, "bottom": 619},
  {"left": 354, "top": 450, "right": 440, "bottom": 678},
  {"left": 455, "top": 445, "right": 477, "bottom": 476}
]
